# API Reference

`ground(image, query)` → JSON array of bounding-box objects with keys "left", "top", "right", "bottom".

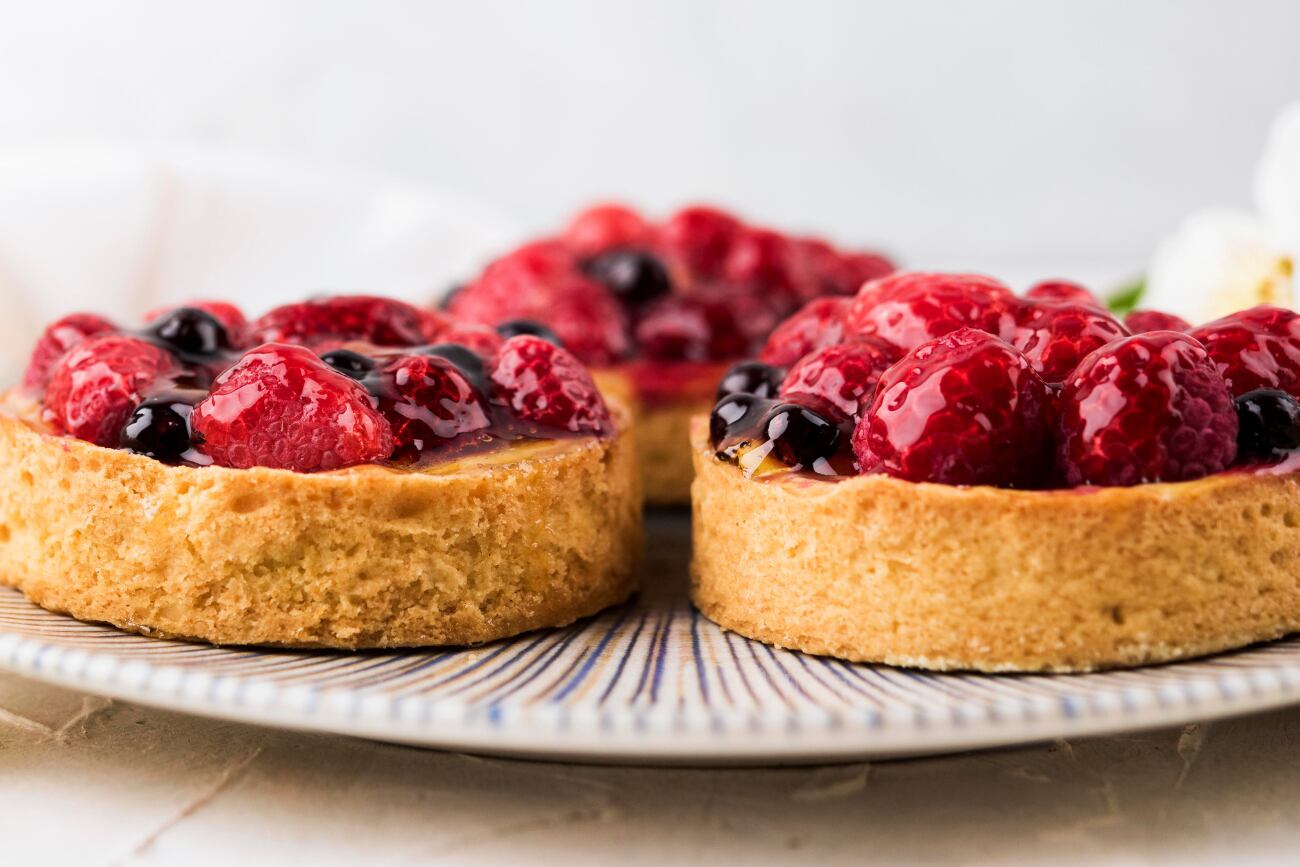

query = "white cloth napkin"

[{"left": 0, "top": 144, "right": 520, "bottom": 380}]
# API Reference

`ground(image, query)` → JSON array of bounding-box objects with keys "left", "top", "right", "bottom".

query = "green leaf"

[{"left": 1107, "top": 276, "right": 1146, "bottom": 314}]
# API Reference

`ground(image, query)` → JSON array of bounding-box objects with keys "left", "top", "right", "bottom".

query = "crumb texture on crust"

[
  {"left": 593, "top": 370, "right": 701, "bottom": 506},
  {"left": 0, "top": 412, "right": 642, "bottom": 648},
  {"left": 689, "top": 421, "right": 1300, "bottom": 672}
]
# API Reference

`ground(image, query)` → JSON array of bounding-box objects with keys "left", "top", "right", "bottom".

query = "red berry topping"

[
  {"left": 192, "top": 344, "right": 392, "bottom": 471},
  {"left": 839, "top": 251, "right": 896, "bottom": 293},
  {"left": 1024, "top": 280, "right": 1100, "bottom": 307},
  {"left": 1011, "top": 302, "right": 1130, "bottom": 383},
  {"left": 780, "top": 338, "right": 896, "bottom": 420},
  {"left": 564, "top": 204, "right": 650, "bottom": 257},
  {"left": 44, "top": 335, "right": 175, "bottom": 447},
  {"left": 145, "top": 300, "right": 250, "bottom": 347},
  {"left": 490, "top": 335, "right": 611, "bottom": 434},
  {"left": 853, "top": 328, "right": 1051, "bottom": 487},
  {"left": 781, "top": 240, "right": 895, "bottom": 300},
  {"left": 450, "top": 242, "right": 629, "bottom": 365},
  {"left": 375, "top": 354, "right": 491, "bottom": 461},
  {"left": 432, "top": 322, "right": 503, "bottom": 357},
  {"left": 22, "top": 313, "right": 118, "bottom": 389},
  {"left": 1187, "top": 305, "right": 1300, "bottom": 397},
  {"left": 250, "top": 295, "right": 444, "bottom": 349},
  {"left": 759, "top": 297, "right": 853, "bottom": 367},
  {"left": 845, "top": 272, "right": 1018, "bottom": 353},
  {"left": 1056, "top": 331, "right": 1237, "bottom": 486},
  {"left": 634, "top": 296, "right": 751, "bottom": 362},
  {"left": 1125, "top": 309, "right": 1191, "bottom": 333},
  {"left": 658, "top": 206, "right": 743, "bottom": 279},
  {"left": 722, "top": 227, "right": 795, "bottom": 296}
]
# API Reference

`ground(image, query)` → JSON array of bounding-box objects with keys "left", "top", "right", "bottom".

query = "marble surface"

[{"left": 4, "top": 671, "right": 1300, "bottom": 866}]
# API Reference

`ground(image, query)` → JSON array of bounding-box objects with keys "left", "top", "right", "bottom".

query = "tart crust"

[
  {"left": 690, "top": 420, "right": 1300, "bottom": 672},
  {"left": 0, "top": 405, "right": 642, "bottom": 648}
]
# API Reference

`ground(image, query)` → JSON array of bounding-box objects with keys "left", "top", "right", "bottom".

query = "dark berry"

[
  {"left": 709, "top": 392, "right": 769, "bottom": 451},
  {"left": 496, "top": 319, "right": 563, "bottom": 346},
  {"left": 762, "top": 402, "right": 847, "bottom": 472},
  {"left": 1235, "top": 388, "right": 1300, "bottom": 460},
  {"left": 120, "top": 397, "right": 195, "bottom": 463},
  {"left": 147, "top": 306, "right": 230, "bottom": 359},
  {"left": 421, "top": 343, "right": 489, "bottom": 392},
  {"left": 716, "top": 361, "right": 784, "bottom": 401},
  {"left": 438, "top": 284, "right": 464, "bottom": 311},
  {"left": 584, "top": 249, "right": 672, "bottom": 306},
  {"left": 319, "top": 348, "right": 375, "bottom": 379}
]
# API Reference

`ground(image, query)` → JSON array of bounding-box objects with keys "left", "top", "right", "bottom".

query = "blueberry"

[
  {"left": 319, "top": 348, "right": 375, "bottom": 380},
  {"left": 762, "top": 402, "right": 846, "bottom": 471},
  {"left": 716, "top": 360, "right": 784, "bottom": 402},
  {"left": 1236, "top": 388, "right": 1300, "bottom": 459},
  {"left": 585, "top": 249, "right": 672, "bottom": 306},
  {"left": 497, "top": 319, "right": 562, "bottom": 346},
  {"left": 438, "top": 284, "right": 464, "bottom": 311},
  {"left": 148, "top": 307, "right": 229, "bottom": 358},
  {"left": 120, "top": 398, "right": 195, "bottom": 463},
  {"left": 709, "top": 392, "right": 767, "bottom": 449},
  {"left": 421, "top": 343, "right": 489, "bottom": 392}
]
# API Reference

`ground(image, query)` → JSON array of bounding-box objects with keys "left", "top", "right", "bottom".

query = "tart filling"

[{"left": 692, "top": 272, "right": 1300, "bottom": 671}]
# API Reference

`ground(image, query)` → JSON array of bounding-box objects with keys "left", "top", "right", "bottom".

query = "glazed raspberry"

[
  {"left": 44, "top": 335, "right": 175, "bottom": 447},
  {"left": 845, "top": 272, "right": 1018, "bottom": 353},
  {"left": 1125, "top": 310, "right": 1191, "bottom": 333},
  {"left": 780, "top": 338, "right": 896, "bottom": 420},
  {"left": 375, "top": 354, "right": 491, "bottom": 461},
  {"left": 22, "top": 313, "right": 118, "bottom": 389},
  {"left": 1023, "top": 280, "right": 1100, "bottom": 307},
  {"left": 433, "top": 322, "right": 503, "bottom": 357},
  {"left": 490, "top": 335, "right": 611, "bottom": 434},
  {"left": 450, "top": 242, "right": 629, "bottom": 364},
  {"left": 1188, "top": 306, "right": 1300, "bottom": 397},
  {"left": 251, "top": 295, "right": 444, "bottom": 349},
  {"left": 839, "top": 251, "right": 896, "bottom": 294},
  {"left": 722, "top": 227, "right": 795, "bottom": 296},
  {"left": 759, "top": 297, "right": 853, "bottom": 367},
  {"left": 146, "top": 301, "right": 250, "bottom": 347},
  {"left": 564, "top": 204, "right": 650, "bottom": 257},
  {"left": 634, "top": 296, "right": 751, "bottom": 362},
  {"left": 853, "top": 328, "right": 1051, "bottom": 487},
  {"left": 192, "top": 343, "right": 392, "bottom": 471},
  {"left": 1011, "top": 302, "right": 1130, "bottom": 383},
  {"left": 658, "top": 206, "right": 743, "bottom": 279},
  {"left": 1056, "top": 331, "right": 1238, "bottom": 486}
]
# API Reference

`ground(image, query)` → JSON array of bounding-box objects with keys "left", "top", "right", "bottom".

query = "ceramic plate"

[{"left": 2, "top": 515, "right": 1299, "bottom": 765}]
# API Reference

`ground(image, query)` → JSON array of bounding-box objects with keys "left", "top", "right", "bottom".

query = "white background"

[{"left": 0, "top": 0, "right": 1297, "bottom": 273}]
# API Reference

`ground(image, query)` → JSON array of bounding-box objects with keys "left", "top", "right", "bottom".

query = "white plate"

[{"left": 2, "top": 515, "right": 1299, "bottom": 765}]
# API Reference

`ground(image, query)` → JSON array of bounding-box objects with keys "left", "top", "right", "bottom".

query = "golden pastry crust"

[
  {"left": 0, "top": 405, "right": 642, "bottom": 648},
  {"left": 593, "top": 369, "right": 710, "bottom": 506},
  {"left": 690, "top": 420, "right": 1300, "bottom": 672}
]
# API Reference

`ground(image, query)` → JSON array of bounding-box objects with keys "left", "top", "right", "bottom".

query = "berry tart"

[
  {"left": 0, "top": 296, "right": 641, "bottom": 648},
  {"left": 693, "top": 272, "right": 1300, "bottom": 671},
  {"left": 446, "top": 203, "right": 894, "bottom": 504}
]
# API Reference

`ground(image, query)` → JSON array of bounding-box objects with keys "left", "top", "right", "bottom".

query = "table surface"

[{"left": 4, "top": 669, "right": 1300, "bottom": 866}]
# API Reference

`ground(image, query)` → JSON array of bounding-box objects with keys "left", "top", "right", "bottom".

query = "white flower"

[{"left": 1145, "top": 102, "right": 1299, "bottom": 325}]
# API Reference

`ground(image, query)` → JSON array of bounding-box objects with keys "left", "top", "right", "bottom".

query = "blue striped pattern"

[{"left": 3, "top": 584, "right": 1300, "bottom": 761}]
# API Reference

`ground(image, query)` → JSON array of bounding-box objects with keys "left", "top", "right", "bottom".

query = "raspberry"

[
  {"left": 1023, "top": 280, "right": 1100, "bottom": 307},
  {"left": 432, "top": 322, "right": 503, "bottom": 357},
  {"left": 634, "top": 296, "right": 752, "bottom": 362},
  {"left": 450, "top": 242, "right": 630, "bottom": 364},
  {"left": 490, "top": 335, "right": 611, "bottom": 434},
  {"left": 22, "top": 313, "right": 117, "bottom": 389},
  {"left": 658, "top": 206, "right": 743, "bottom": 279},
  {"left": 564, "top": 204, "right": 650, "bottom": 257},
  {"left": 1125, "top": 310, "right": 1191, "bottom": 333},
  {"left": 1011, "top": 302, "right": 1130, "bottom": 383},
  {"left": 791, "top": 245, "right": 895, "bottom": 299},
  {"left": 1188, "top": 306, "right": 1300, "bottom": 397},
  {"left": 722, "top": 227, "right": 796, "bottom": 296},
  {"left": 839, "top": 251, "right": 896, "bottom": 293},
  {"left": 759, "top": 297, "right": 853, "bottom": 367},
  {"left": 44, "top": 335, "right": 175, "bottom": 447},
  {"left": 192, "top": 343, "right": 392, "bottom": 471},
  {"left": 146, "top": 300, "right": 250, "bottom": 347},
  {"left": 375, "top": 354, "right": 491, "bottom": 461},
  {"left": 779, "top": 338, "right": 896, "bottom": 420},
  {"left": 250, "top": 295, "right": 444, "bottom": 349},
  {"left": 1056, "top": 332, "right": 1237, "bottom": 486},
  {"left": 853, "top": 328, "right": 1051, "bottom": 487},
  {"left": 845, "top": 272, "right": 1018, "bottom": 353}
]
